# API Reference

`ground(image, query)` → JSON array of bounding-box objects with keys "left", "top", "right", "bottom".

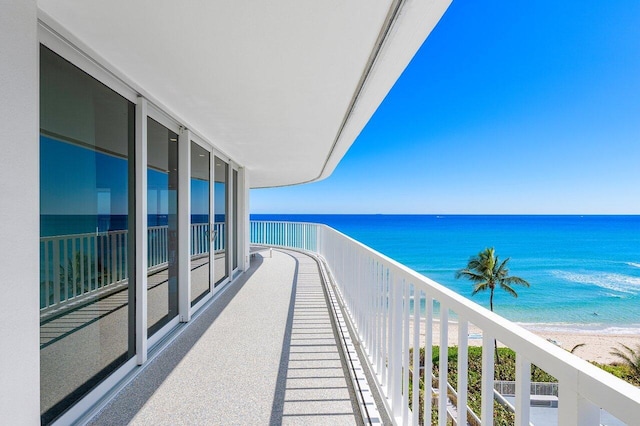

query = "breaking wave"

[
  {"left": 518, "top": 322, "right": 640, "bottom": 335},
  {"left": 551, "top": 270, "right": 640, "bottom": 295}
]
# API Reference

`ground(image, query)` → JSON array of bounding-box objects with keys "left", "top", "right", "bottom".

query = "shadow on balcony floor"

[{"left": 89, "top": 249, "right": 360, "bottom": 425}]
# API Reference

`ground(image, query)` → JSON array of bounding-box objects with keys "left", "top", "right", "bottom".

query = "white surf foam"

[
  {"left": 517, "top": 322, "right": 640, "bottom": 335},
  {"left": 626, "top": 262, "right": 640, "bottom": 269},
  {"left": 551, "top": 270, "right": 640, "bottom": 295}
]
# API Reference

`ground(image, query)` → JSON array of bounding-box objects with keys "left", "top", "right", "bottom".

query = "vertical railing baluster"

[
  {"left": 119, "top": 232, "right": 124, "bottom": 281},
  {"left": 53, "top": 239, "right": 60, "bottom": 305},
  {"left": 113, "top": 234, "right": 118, "bottom": 283},
  {"left": 381, "top": 267, "right": 388, "bottom": 387},
  {"left": 438, "top": 305, "right": 448, "bottom": 426},
  {"left": 93, "top": 235, "right": 98, "bottom": 291},
  {"left": 80, "top": 236, "right": 85, "bottom": 295},
  {"left": 424, "top": 294, "right": 433, "bottom": 426},
  {"left": 403, "top": 280, "right": 410, "bottom": 424},
  {"left": 392, "top": 276, "right": 403, "bottom": 420},
  {"left": 101, "top": 234, "right": 107, "bottom": 287},
  {"left": 515, "top": 353, "right": 530, "bottom": 426},
  {"left": 70, "top": 238, "right": 77, "bottom": 297},
  {"left": 369, "top": 258, "right": 375, "bottom": 356},
  {"left": 373, "top": 261, "right": 379, "bottom": 370},
  {"left": 110, "top": 233, "right": 116, "bottom": 285},
  {"left": 62, "top": 238, "right": 69, "bottom": 301},
  {"left": 412, "top": 285, "right": 420, "bottom": 426},
  {"left": 481, "top": 332, "right": 495, "bottom": 426},
  {"left": 43, "top": 241, "right": 50, "bottom": 308},
  {"left": 123, "top": 232, "right": 128, "bottom": 280},
  {"left": 458, "top": 317, "right": 468, "bottom": 426}
]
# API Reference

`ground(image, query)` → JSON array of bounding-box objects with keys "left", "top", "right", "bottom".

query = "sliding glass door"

[
  {"left": 147, "top": 118, "right": 179, "bottom": 337},
  {"left": 38, "top": 41, "right": 244, "bottom": 425},
  {"left": 39, "top": 45, "right": 135, "bottom": 424},
  {"left": 190, "top": 142, "right": 211, "bottom": 304}
]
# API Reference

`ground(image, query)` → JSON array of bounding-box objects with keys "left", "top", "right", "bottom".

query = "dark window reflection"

[
  {"left": 147, "top": 118, "right": 179, "bottom": 336},
  {"left": 39, "top": 45, "right": 135, "bottom": 424}
]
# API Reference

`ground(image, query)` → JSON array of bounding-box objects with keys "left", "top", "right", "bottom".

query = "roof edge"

[{"left": 251, "top": 0, "right": 452, "bottom": 190}]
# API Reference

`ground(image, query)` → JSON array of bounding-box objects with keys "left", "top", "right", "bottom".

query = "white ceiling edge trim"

[
  {"left": 252, "top": 0, "right": 453, "bottom": 189},
  {"left": 37, "top": 9, "right": 237, "bottom": 168}
]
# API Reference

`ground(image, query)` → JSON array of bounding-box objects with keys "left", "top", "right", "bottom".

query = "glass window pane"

[
  {"left": 214, "top": 157, "right": 228, "bottom": 285},
  {"left": 147, "top": 118, "right": 179, "bottom": 336},
  {"left": 191, "top": 142, "right": 210, "bottom": 305},
  {"left": 39, "top": 45, "right": 135, "bottom": 424}
]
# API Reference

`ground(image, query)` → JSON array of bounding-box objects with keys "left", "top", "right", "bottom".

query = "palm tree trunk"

[{"left": 490, "top": 289, "right": 500, "bottom": 362}]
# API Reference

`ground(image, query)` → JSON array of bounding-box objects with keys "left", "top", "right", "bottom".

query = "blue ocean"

[{"left": 252, "top": 214, "right": 640, "bottom": 334}]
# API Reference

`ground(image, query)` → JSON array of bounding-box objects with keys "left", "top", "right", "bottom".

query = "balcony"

[
  {"left": 43, "top": 221, "right": 640, "bottom": 425},
  {"left": 85, "top": 247, "right": 377, "bottom": 424}
]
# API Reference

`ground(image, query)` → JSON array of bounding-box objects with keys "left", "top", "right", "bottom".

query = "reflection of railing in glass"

[{"left": 40, "top": 223, "right": 225, "bottom": 312}]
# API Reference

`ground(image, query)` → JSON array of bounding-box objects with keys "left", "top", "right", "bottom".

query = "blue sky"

[{"left": 251, "top": 0, "right": 640, "bottom": 214}]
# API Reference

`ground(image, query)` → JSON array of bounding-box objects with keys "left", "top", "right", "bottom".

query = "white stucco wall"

[{"left": 0, "top": 0, "right": 40, "bottom": 423}]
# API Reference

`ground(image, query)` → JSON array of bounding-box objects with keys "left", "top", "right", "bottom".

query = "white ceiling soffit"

[{"left": 38, "top": 0, "right": 452, "bottom": 188}]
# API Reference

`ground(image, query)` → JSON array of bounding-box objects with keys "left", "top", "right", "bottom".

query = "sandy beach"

[{"left": 410, "top": 320, "right": 639, "bottom": 365}]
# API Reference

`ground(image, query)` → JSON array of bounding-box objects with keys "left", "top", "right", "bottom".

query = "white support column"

[
  {"left": 178, "top": 128, "right": 191, "bottom": 322},
  {"left": 227, "top": 163, "right": 234, "bottom": 278},
  {"left": 481, "top": 332, "right": 495, "bottom": 426},
  {"left": 239, "top": 168, "right": 250, "bottom": 271},
  {"left": 135, "top": 97, "right": 148, "bottom": 364},
  {"left": 209, "top": 151, "right": 215, "bottom": 291},
  {"left": 515, "top": 353, "right": 531, "bottom": 426},
  {"left": 0, "top": 1, "right": 39, "bottom": 422}
]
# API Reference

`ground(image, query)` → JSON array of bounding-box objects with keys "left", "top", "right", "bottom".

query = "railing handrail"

[
  {"left": 250, "top": 219, "right": 321, "bottom": 226},
  {"left": 250, "top": 220, "right": 640, "bottom": 425},
  {"left": 318, "top": 223, "right": 640, "bottom": 410}
]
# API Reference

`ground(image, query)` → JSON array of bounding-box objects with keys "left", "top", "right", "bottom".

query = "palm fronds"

[{"left": 610, "top": 344, "right": 640, "bottom": 378}]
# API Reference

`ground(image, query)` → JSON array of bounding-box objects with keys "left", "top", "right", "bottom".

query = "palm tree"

[
  {"left": 610, "top": 344, "right": 640, "bottom": 379},
  {"left": 455, "top": 247, "right": 530, "bottom": 312},
  {"left": 456, "top": 247, "right": 530, "bottom": 360}
]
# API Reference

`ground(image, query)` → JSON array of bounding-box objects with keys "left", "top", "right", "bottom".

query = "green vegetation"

[
  {"left": 608, "top": 344, "right": 640, "bottom": 385},
  {"left": 410, "top": 345, "right": 556, "bottom": 426},
  {"left": 409, "top": 343, "right": 640, "bottom": 425}
]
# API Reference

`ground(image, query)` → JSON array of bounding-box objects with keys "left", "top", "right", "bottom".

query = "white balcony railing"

[
  {"left": 40, "top": 223, "right": 225, "bottom": 313},
  {"left": 250, "top": 220, "right": 640, "bottom": 426}
]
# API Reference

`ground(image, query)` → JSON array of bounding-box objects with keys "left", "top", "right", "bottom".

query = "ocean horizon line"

[{"left": 251, "top": 213, "right": 640, "bottom": 217}]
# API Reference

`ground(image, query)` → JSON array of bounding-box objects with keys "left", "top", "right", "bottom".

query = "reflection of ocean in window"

[
  {"left": 97, "top": 189, "right": 111, "bottom": 232},
  {"left": 39, "top": 44, "right": 135, "bottom": 424},
  {"left": 214, "top": 181, "right": 226, "bottom": 216}
]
